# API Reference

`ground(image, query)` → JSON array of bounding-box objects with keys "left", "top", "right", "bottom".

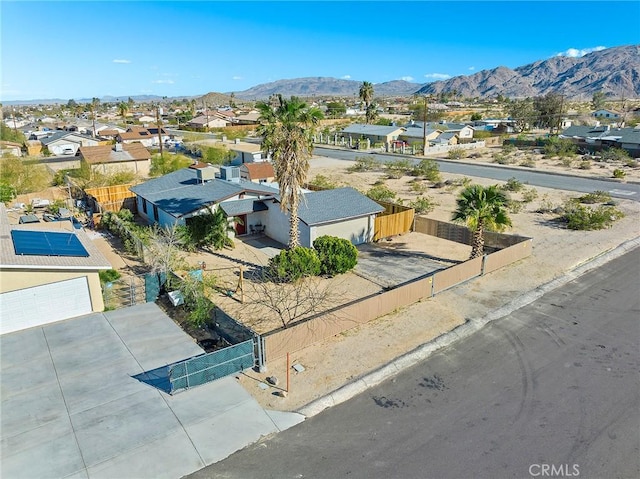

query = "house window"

[
  {"left": 153, "top": 204, "right": 158, "bottom": 221},
  {"left": 142, "top": 199, "right": 147, "bottom": 214}
]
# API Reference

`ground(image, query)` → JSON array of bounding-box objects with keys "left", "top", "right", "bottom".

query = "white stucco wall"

[{"left": 311, "top": 215, "right": 374, "bottom": 246}]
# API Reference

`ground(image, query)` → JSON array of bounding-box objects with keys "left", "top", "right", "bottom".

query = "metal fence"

[
  {"left": 103, "top": 273, "right": 161, "bottom": 309},
  {"left": 168, "top": 339, "right": 255, "bottom": 394}
]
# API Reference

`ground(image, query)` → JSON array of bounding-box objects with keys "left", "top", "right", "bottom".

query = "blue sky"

[{"left": 1, "top": 1, "right": 639, "bottom": 101}]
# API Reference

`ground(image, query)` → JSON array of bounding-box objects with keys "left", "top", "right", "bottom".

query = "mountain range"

[
  {"left": 232, "top": 45, "right": 639, "bottom": 101},
  {"left": 4, "top": 45, "right": 638, "bottom": 105}
]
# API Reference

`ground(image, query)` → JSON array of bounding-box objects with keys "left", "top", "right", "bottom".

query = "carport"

[{"left": 1, "top": 302, "right": 303, "bottom": 479}]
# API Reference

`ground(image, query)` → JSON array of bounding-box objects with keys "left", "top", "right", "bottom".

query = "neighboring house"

[
  {"left": 228, "top": 141, "right": 269, "bottom": 164},
  {"left": 187, "top": 115, "right": 229, "bottom": 129},
  {"left": 592, "top": 109, "right": 621, "bottom": 119},
  {"left": 559, "top": 125, "right": 640, "bottom": 157},
  {"left": 137, "top": 115, "right": 156, "bottom": 123},
  {"left": 0, "top": 141, "right": 22, "bottom": 157},
  {"left": 130, "top": 165, "right": 385, "bottom": 246},
  {"left": 234, "top": 111, "right": 260, "bottom": 125},
  {"left": 431, "top": 131, "right": 459, "bottom": 145},
  {"left": 0, "top": 204, "right": 111, "bottom": 335},
  {"left": 341, "top": 124, "right": 405, "bottom": 147},
  {"left": 117, "top": 127, "right": 169, "bottom": 147},
  {"left": 80, "top": 143, "right": 152, "bottom": 177},
  {"left": 240, "top": 162, "right": 275, "bottom": 183},
  {"left": 398, "top": 125, "right": 442, "bottom": 146},
  {"left": 260, "top": 187, "right": 384, "bottom": 248},
  {"left": 40, "top": 131, "right": 102, "bottom": 156}
]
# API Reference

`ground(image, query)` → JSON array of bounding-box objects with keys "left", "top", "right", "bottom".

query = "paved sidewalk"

[{"left": 0, "top": 303, "right": 303, "bottom": 479}]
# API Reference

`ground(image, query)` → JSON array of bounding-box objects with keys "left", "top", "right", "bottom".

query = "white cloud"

[
  {"left": 399, "top": 76, "right": 414, "bottom": 82},
  {"left": 151, "top": 80, "right": 175, "bottom": 84},
  {"left": 232, "top": 76, "right": 243, "bottom": 80},
  {"left": 424, "top": 73, "right": 451, "bottom": 80},
  {"left": 112, "top": 59, "right": 131, "bottom": 64},
  {"left": 468, "top": 66, "right": 475, "bottom": 71},
  {"left": 556, "top": 46, "right": 606, "bottom": 58},
  {"left": 342, "top": 75, "right": 351, "bottom": 79}
]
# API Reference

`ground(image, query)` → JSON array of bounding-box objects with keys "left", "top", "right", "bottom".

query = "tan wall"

[
  {"left": 89, "top": 159, "right": 150, "bottom": 178},
  {"left": 0, "top": 269, "right": 104, "bottom": 312},
  {"left": 86, "top": 184, "right": 137, "bottom": 213},
  {"left": 261, "top": 220, "right": 533, "bottom": 364}
]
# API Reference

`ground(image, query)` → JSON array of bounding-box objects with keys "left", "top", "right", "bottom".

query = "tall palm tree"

[
  {"left": 452, "top": 184, "right": 512, "bottom": 259},
  {"left": 359, "top": 81, "right": 374, "bottom": 122},
  {"left": 117, "top": 101, "right": 129, "bottom": 126},
  {"left": 257, "top": 95, "right": 323, "bottom": 249}
]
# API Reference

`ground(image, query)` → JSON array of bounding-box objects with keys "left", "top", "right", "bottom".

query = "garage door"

[{"left": 0, "top": 277, "right": 93, "bottom": 335}]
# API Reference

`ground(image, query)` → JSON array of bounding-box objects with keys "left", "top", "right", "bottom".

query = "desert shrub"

[
  {"left": 313, "top": 236, "right": 358, "bottom": 276},
  {"left": 578, "top": 160, "right": 592, "bottom": 170},
  {"left": 348, "top": 155, "right": 378, "bottom": 172},
  {"left": 520, "top": 157, "right": 536, "bottom": 168},
  {"left": 562, "top": 201, "right": 625, "bottom": 230},
  {"left": 624, "top": 158, "right": 639, "bottom": 168},
  {"left": 447, "top": 147, "right": 465, "bottom": 160},
  {"left": 117, "top": 208, "right": 134, "bottom": 223},
  {"left": 613, "top": 168, "right": 626, "bottom": 179},
  {"left": 366, "top": 184, "right": 396, "bottom": 202},
  {"left": 577, "top": 191, "right": 611, "bottom": 204},
  {"left": 522, "top": 188, "right": 538, "bottom": 203},
  {"left": 502, "top": 143, "right": 516, "bottom": 155},
  {"left": 411, "top": 159, "right": 441, "bottom": 182},
  {"left": 507, "top": 200, "right": 524, "bottom": 214},
  {"left": 309, "top": 174, "right": 338, "bottom": 189},
  {"left": 501, "top": 177, "right": 524, "bottom": 192},
  {"left": 268, "top": 247, "right": 321, "bottom": 282},
  {"left": 544, "top": 137, "right": 577, "bottom": 158},
  {"left": 535, "top": 194, "right": 555, "bottom": 214},
  {"left": 492, "top": 152, "right": 513, "bottom": 164},
  {"left": 385, "top": 159, "right": 412, "bottom": 178},
  {"left": 561, "top": 157, "right": 574, "bottom": 168},
  {"left": 410, "top": 196, "right": 438, "bottom": 214},
  {"left": 601, "top": 147, "right": 631, "bottom": 163},
  {"left": 47, "top": 199, "right": 67, "bottom": 215},
  {"left": 408, "top": 178, "right": 428, "bottom": 194},
  {"left": 150, "top": 153, "right": 192, "bottom": 177}
]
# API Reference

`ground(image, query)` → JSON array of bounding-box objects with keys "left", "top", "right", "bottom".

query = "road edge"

[{"left": 297, "top": 236, "right": 640, "bottom": 418}]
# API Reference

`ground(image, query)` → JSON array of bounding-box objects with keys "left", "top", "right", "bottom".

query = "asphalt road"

[
  {"left": 188, "top": 248, "right": 640, "bottom": 479},
  {"left": 313, "top": 146, "right": 640, "bottom": 201}
]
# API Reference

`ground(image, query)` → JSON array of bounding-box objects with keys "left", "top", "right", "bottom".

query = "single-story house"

[
  {"left": 398, "top": 125, "right": 443, "bottom": 146},
  {"left": 234, "top": 111, "right": 260, "bottom": 125},
  {"left": 117, "top": 126, "right": 169, "bottom": 147},
  {"left": 187, "top": 115, "right": 229, "bottom": 129},
  {"left": 240, "top": 162, "right": 275, "bottom": 183},
  {"left": 431, "top": 131, "right": 459, "bottom": 145},
  {"left": 592, "top": 109, "right": 621, "bottom": 119},
  {"left": 228, "top": 141, "right": 269, "bottom": 164},
  {"left": 341, "top": 124, "right": 405, "bottom": 148},
  {"left": 40, "top": 131, "right": 102, "bottom": 156},
  {"left": 130, "top": 165, "right": 384, "bottom": 246},
  {"left": 258, "top": 188, "right": 384, "bottom": 247},
  {"left": 79, "top": 143, "right": 152, "bottom": 177},
  {"left": 0, "top": 205, "right": 112, "bottom": 335},
  {"left": 559, "top": 125, "right": 640, "bottom": 157}
]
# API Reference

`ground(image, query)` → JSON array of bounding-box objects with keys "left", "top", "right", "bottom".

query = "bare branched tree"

[
  {"left": 145, "top": 224, "right": 188, "bottom": 280},
  {"left": 242, "top": 269, "right": 346, "bottom": 330}
]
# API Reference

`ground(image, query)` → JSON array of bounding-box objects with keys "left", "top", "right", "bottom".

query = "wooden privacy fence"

[
  {"left": 85, "top": 184, "right": 137, "bottom": 213},
  {"left": 373, "top": 200, "right": 414, "bottom": 241},
  {"left": 261, "top": 220, "right": 532, "bottom": 363}
]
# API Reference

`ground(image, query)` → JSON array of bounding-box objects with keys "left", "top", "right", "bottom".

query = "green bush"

[
  {"left": 385, "top": 159, "right": 412, "bottom": 178},
  {"left": 99, "top": 269, "right": 121, "bottom": 284},
  {"left": 348, "top": 156, "right": 378, "bottom": 172},
  {"left": 447, "top": 147, "right": 465, "bottom": 160},
  {"left": 308, "top": 174, "right": 338, "bottom": 189},
  {"left": 410, "top": 159, "right": 441, "bottom": 182},
  {"left": 601, "top": 147, "right": 631, "bottom": 163},
  {"left": 613, "top": 168, "right": 626, "bottom": 179},
  {"left": 313, "top": 236, "right": 358, "bottom": 276},
  {"left": 117, "top": 208, "right": 134, "bottom": 222},
  {"left": 501, "top": 177, "right": 524, "bottom": 192},
  {"left": 268, "top": 247, "right": 321, "bottom": 282},
  {"left": 578, "top": 191, "right": 611, "bottom": 204},
  {"left": 562, "top": 201, "right": 625, "bottom": 230},
  {"left": 409, "top": 196, "right": 438, "bottom": 214},
  {"left": 366, "top": 184, "right": 396, "bottom": 202}
]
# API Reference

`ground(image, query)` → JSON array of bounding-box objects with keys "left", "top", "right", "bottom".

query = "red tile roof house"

[
  {"left": 80, "top": 143, "right": 152, "bottom": 177},
  {"left": 240, "top": 162, "right": 275, "bottom": 183}
]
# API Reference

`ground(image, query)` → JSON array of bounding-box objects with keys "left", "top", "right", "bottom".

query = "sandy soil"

[{"left": 234, "top": 148, "right": 640, "bottom": 412}]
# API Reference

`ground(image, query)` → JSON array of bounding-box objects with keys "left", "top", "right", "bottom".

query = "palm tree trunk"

[
  {"left": 288, "top": 196, "right": 300, "bottom": 249},
  {"left": 470, "top": 222, "right": 484, "bottom": 259}
]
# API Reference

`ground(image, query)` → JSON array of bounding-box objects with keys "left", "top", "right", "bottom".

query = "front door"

[{"left": 235, "top": 214, "right": 247, "bottom": 235}]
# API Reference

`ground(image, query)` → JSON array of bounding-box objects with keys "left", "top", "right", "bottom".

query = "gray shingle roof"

[
  {"left": 219, "top": 199, "right": 268, "bottom": 216},
  {"left": 294, "top": 187, "right": 384, "bottom": 226},
  {"left": 130, "top": 168, "right": 278, "bottom": 217}
]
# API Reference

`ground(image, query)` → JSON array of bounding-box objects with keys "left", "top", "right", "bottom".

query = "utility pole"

[
  {"left": 422, "top": 96, "right": 428, "bottom": 156},
  {"left": 156, "top": 105, "right": 164, "bottom": 157}
]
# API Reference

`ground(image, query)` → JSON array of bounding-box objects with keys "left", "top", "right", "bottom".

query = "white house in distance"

[
  {"left": 40, "top": 131, "right": 102, "bottom": 156},
  {"left": 592, "top": 109, "right": 620, "bottom": 119}
]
